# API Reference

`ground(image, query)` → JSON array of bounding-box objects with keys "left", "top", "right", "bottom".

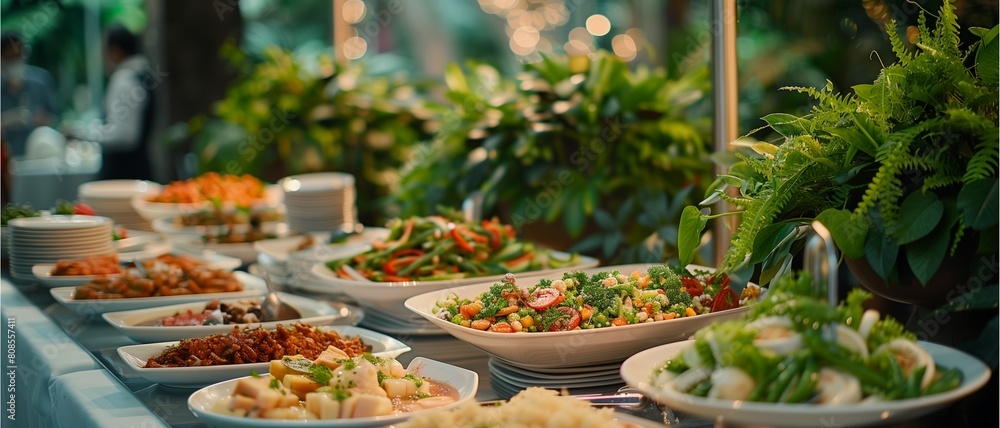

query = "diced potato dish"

[{"left": 211, "top": 345, "right": 456, "bottom": 420}]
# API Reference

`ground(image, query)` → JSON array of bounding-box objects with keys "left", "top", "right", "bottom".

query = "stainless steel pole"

[{"left": 711, "top": 0, "right": 739, "bottom": 266}]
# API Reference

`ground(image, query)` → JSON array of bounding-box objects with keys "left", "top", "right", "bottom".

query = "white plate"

[
  {"left": 403, "top": 264, "right": 752, "bottom": 368},
  {"left": 487, "top": 358, "right": 621, "bottom": 381},
  {"left": 151, "top": 217, "right": 286, "bottom": 237},
  {"left": 279, "top": 172, "right": 355, "bottom": 193},
  {"left": 619, "top": 340, "right": 992, "bottom": 427},
  {"left": 488, "top": 356, "right": 625, "bottom": 375},
  {"left": 50, "top": 271, "right": 266, "bottom": 314},
  {"left": 118, "top": 325, "right": 413, "bottom": 388},
  {"left": 7, "top": 215, "right": 113, "bottom": 230},
  {"left": 117, "top": 240, "right": 172, "bottom": 260},
  {"left": 489, "top": 362, "right": 623, "bottom": 388},
  {"left": 79, "top": 179, "right": 161, "bottom": 199},
  {"left": 32, "top": 251, "right": 244, "bottom": 289},
  {"left": 187, "top": 356, "right": 477, "bottom": 428},
  {"left": 252, "top": 229, "right": 392, "bottom": 265},
  {"left": 131, "top": 185, "right": 284, "bottom": 221},
  {"left": 172, "top": 232, "right": 294, "bottom": 265},
  {"left": 102, "top": 292, "right": 364, "bottom": 342},
  {"left": 32, "top": 264, "right": 122, "bottom": 287},
  {"left": 361, "top": 318, "right": 447, "bottom": 336},
  {"left": 308, "top": 251, "right": 599, "bottom": 319}
]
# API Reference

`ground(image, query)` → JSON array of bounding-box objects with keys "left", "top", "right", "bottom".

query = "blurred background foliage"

[{"left": 2, "top": 0, "right": 996, "bottom": 262}]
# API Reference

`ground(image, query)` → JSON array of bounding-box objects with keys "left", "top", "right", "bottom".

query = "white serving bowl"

[
  {"left": 307, "top": 250, "right": 599, "bottom": 320},
  {"left": 131, "top": 185, "right": 283, "bottom": 222},
  {"left": 187, "top": 357, "right": 478, "bottom": 428},
  {"left": 620, "top": 340, "right": 991, "bottom": 427},
  {"left": 403, "top": 264, "right": 754, "bottom": 368}
]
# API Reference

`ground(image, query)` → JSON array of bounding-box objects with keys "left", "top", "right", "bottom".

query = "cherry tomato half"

[
  {"left": 526, "top": 288, "right": 565, "bottom": 311},
  {"left": 548, "top": 307, "right": 581, "bottom": 331}
]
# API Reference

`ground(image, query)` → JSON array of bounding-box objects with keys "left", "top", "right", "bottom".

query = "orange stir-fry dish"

[
  {"left": 51, "top": 254, "right": 122, "bottom": 276},
  {"left": 147, "top": 172, "right": 267, "bottom": 206},
  {"left": 73, "top": 254, "right": 243, "bottom": 299}
]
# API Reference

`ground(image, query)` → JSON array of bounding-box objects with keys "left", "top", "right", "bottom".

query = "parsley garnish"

[
  {"left": 361, "top": 353, "right": 386, "bottom": 366},
  {"left": 309, "top": 364, "right": 333, "bottom": 386},
  {"left": 330, "top": 387, "right": 350, "bottom": 402},
  {"left": 337, "top": 358, "right": 357, "bottom": 370},
  {"left": 376, "top": 371, "right": 388, "bottom": 386},
  {"left": 404, "top": 373, "right": 424, "bottom": 388},
  {"left": 250, "top": 370, "right": 260, "bottom": 378}
]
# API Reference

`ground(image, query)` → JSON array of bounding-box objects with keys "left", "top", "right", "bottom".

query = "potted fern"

[
  {"left": 395, "top": 51, "right": 714, "bottom": 263},
  {"left": 679, "top": 0, "right": 998, "bottom": 307}
]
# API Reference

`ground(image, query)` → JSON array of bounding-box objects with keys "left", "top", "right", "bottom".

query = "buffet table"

[{"left": 0, "top": 272, "right": 978, "bottom": 428}]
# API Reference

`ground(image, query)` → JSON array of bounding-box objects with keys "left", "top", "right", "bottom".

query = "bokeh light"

[
  {"left": 612, "top": 34, "right": 637, "bottom": 61},
  {"left": 586, "top": 14, "right": 611, "bottom": 36},
  {"left": 342, "top": 0, "right": 366, "bottom": 24},
  {"left": 344, "top": 36, "right": 367, "bottom": 60}
]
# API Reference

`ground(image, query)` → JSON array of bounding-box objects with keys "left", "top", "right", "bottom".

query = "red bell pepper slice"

[
  {"left": 384, "top": 255, "right": 420, "bottom": 276},
  {"left": 504, "top": 251, "right": 535, "bottom": 268},
  {"left": 710, "top": 284, "right": 739, "bottom": 312},
  {"left": 681, "top": 276, "right": 704, "bottom": 296},
  {"left": 451, "top": 228, "right": 475, "bottom": 253},
  {"left": 482, "top": 220, "right": 503, "bottom": 250}
]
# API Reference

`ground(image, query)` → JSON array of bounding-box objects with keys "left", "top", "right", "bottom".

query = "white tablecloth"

[
  {"left": 49, "top": 370, "right": 168, "bottom": 428},
  {"left": 2, "top": 281, "right": 101, "bottom": 427}
]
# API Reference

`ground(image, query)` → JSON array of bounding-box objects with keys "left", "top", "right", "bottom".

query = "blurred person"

[
  {"left": 64, "top": 24, "right": 155, "bottom": 180},
  {"left": 0, "top": 31, "right": 58, "bottom": 157}
]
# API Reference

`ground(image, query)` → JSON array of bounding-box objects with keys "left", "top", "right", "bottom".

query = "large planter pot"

[{"left": 844, "top": 235, "right": 979, "bottom": 308}]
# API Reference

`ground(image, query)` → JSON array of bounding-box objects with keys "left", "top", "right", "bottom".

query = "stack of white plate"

[
  {"left": 279, "top": 172, "right": 356, "bottom": 233},
  {"left": 7, "top": 215, "right": 115, "bottom": 282},
  {"left": 488, "top": 357, "right": 625, "bottom": 399},
  {"left": 78, "top": 180, "right": 161, "bottom": 231},
  {"left": 360, "top": 310, "right": 443, "bottom": 336}
]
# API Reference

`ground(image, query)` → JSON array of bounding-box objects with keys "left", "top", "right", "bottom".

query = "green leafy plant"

[
  {"left": 679, "top": 1, "right": 998, "bottom": 288},
  {"left": 394, "top": 51, "right": 713, "bottom": 263},
  {"left": 176, "top": 44, "right": 440, "bottom": 224}
]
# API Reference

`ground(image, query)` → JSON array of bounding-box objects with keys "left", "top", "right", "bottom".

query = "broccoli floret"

[
  {"left": 562, "top": 271, "right": 589, "bottom": 288},
  {"left": 667, "top": 302, "right": 688, "bottom": 316},
  {"left": 579, "top": 279, "right": 619, "bottom": 312},
  {"left": 479, "top": 282, "right": 521, "bottom": 318},
  {"left": 589, "top": 271, "right": 612, "bottom": 284},
  {"left": 666, "top": 287, "right": 694, "bottom": 308},
  {"left": 647, "top": 265, "right": 682, "bottom": 290}
]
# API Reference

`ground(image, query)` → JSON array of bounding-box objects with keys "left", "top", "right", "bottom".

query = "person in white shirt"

[{"left": 65, "top": 24, "right": 155, "bottom": 180}]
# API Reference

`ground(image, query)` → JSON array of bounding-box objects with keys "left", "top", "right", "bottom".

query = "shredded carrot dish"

[{"left": 147, "top": 172, "right": 266, "bottom": 206}]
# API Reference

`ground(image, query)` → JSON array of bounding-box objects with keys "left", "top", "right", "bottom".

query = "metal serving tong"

[{"left": 803, "top": 220, "right": 839, "bottom": 342}]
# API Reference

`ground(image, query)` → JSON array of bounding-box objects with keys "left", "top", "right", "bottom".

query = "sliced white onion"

[
  {"left": 836, "top": 325, "right": 869, "bottom": 360},
  {"left": 874, "top": 338, "right": 935, "bottom": 389},
  {"left": 816, "top": 368, "right": 863, "bottom": 404},
  {"left": 669, "top": 367, "right": 710, "bottom": 393},
  {"left": 746, "top": 316, "right": 803, "bottom": 356},
  {"left": 858, "top": 309, "right": 880, "bottom": 340},
  {"left": 708, "top": 367, "right": 756, "bottom": 400}
]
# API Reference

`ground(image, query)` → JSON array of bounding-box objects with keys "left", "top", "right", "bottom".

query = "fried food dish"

[{"left": 143, "top": 323, "right": 366, "bottom": 367}]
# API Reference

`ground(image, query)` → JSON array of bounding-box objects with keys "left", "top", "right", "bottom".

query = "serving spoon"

[{"left": 261, "top": 273, "right": 302, "bottom": 321}]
